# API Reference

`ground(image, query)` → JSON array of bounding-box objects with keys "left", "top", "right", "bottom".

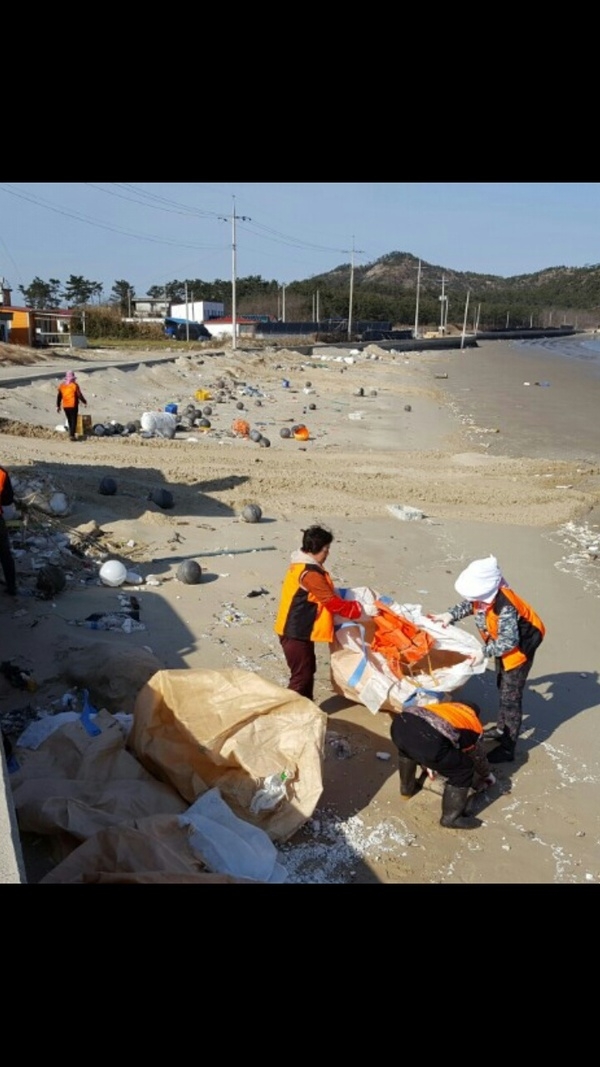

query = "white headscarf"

[{"left": 454, "top": 555, "right": 504, "bottom": 602}]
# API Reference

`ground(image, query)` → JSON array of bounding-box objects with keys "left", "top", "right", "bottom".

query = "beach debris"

[
  {"left": 99, "top": 560, "right": 127, "bottom": 587},
  {"left": 387, "top": 504, "right": 425, "bottom": 522},
  {"left": 232, "top": 418, "right": 250, "bottom": 437},
  {"left": 1, "top": 661, "right": 37, "bottom": 692},
  {"left": 404, "top": 404, "right": 412, "bottom": 412},
  {"left": 348, "top": 411, "right": 365, "bottom": 420},
  {"left": 280, "top": 428, "right": 291, "bottom": 438},
  {"left": 148, "top": 488, "right": 174, "bottom": 510},
  {"left": 246, "top": 587, "right": 268, "bottom": 598},
  {"left": 241, "top": 504, "right": 262, "bottom": 523},
  {"left": 36, "top": 563, "right": 67, "bottom": 597},
  {"left": 259, "top": 437, "right": 271, "bottom": 448},
  {"left": 98, "top": 477, "right": 117, "bottom": 496},
  {"left": 376, "top": 752, "right": 392, "bottom": 761},
  {"left": 177, "top": 560, "right": 203, "bottom": 585},
  {"left": 249, "top": 429, "right": 262, "bottom": 443},
  {"left": 434, "top": 373, "right": 448, "bottom": 379},
  {"left": 140, "top": 412, "right": 177, "bottom": 439},
  {"left": 355, "top": 387, "right": 365, "bottom": 396},
  {"left": 293, "top": 426, "right": 310, "bottom": 441},
  {"left": 308, "top": 402, "right": 316, "bottom": 410}
]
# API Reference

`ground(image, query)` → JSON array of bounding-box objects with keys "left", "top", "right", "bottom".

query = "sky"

[{"left": 1, "top": 182, "right": 600, "bottom": 303}]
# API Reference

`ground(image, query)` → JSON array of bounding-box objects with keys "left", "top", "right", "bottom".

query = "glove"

[
  {"left": 473, "top": 772, "right": 496, "bottom": 793},
  {"left": 467, "top": 647, "right": 485, "bottom": 667},
  {"left": 428, "top": 611, "right": 453, "bottom": 627}
]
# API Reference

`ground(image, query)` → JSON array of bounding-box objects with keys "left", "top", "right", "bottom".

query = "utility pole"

[
  {"left": 282, "top": 283, "right": 287, "bottom": 323},
  {"left": 439, "top": 274, "right": 447, "bottom": 334},
  {"left": 414, "top": 259, "right": 421, "bottom": 339},
  {"left": 347, "top": 236, "right": 363, "bottom": 341},
  {"left": 460, "top": 289, "right": 471, "bottom": 350},
  {"left": 185, "top": 281, "right": 190, "bottom": 341},
  {"left": 219, "top": 196, "right": 250, "bottom": 352}
]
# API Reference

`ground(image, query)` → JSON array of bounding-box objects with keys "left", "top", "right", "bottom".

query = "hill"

[{"left": 284, "top": 252, "right": 600, "bottom": 330}]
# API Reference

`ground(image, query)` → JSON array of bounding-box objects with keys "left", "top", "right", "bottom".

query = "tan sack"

[{"left": 128, "top": 668, "right": 327, "bottom": 842}]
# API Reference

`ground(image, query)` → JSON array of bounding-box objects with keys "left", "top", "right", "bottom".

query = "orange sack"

[{"left": 369, "top": 602, "right": 436, "bottom": 680}]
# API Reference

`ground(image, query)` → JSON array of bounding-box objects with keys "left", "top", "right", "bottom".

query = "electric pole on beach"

[
  {"left": 346, "top": 237, "right": 363, "bottom": 341},
  {"left": 414, "top": 259, "right": 421, "bottom": 339},
  {"left": 219, "top": 197, "right": 250, "bottom": 352}
]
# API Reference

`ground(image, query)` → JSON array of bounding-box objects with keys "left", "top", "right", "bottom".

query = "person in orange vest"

[
  {"left": 391, "top": 696, "right": 495, "bottom": 829},
  {"left": 0, "top": 465, "right": 17, "bottom": 596},
  {"left": 56, "top": 371, "right": 87, "bottom": 441},
  {"left": 274, "top": 525, "right": 377, "bottom": 701},
  {"left": 429, "top": 555, "right": 545, "bottom": 764}
]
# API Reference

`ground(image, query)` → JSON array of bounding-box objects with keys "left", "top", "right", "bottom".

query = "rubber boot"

[
  {"left": 398, "top": 754, "right": 418, "bottom": 798},
  {"left": 488, "top": 727, "right": 516, "bottom": 764},
  {"left": 440, "top": 784, "right": 482, "bottom": 829}
]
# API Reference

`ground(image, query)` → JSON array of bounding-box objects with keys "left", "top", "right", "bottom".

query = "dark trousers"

[
  {"left": 391, "top": 712, "right": 474, "bottom": 788},
  {"left": 64, "top": 405, "right": 78, "bottom": 438},
  {"left": 279, "top": 636, "right": 317, "bottom": 701},
  {"left": 0, "top": 517, "right": 16, "bottom": 594},
  {"left": 496, "top": 656, "right": 534, "bottom": 742}
]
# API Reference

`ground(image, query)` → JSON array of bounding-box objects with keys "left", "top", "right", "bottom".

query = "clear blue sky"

[{"left": 1, "top": 182, "right": 599, "bottom": 302}]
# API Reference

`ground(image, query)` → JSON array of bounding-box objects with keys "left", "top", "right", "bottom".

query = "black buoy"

[
  {"left": 148, "top": 488, "right": 174, "bottom": 510},
  {"left": 177, "top": 560, "right": 202, "bottom": 585},
  {"left": 98, "top": 477, "right": 117, "bottom": 496}
]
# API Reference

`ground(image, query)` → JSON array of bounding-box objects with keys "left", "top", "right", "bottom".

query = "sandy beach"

[{"left": 2, "top": 336, "right": 600, "bottom": 884}]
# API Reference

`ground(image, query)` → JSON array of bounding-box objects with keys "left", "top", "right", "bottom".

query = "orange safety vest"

[
  {"left": 481, "top": 587, "right": 545, "bottom": 670},
  {"left": 370, "top": 602, "right": 435, "bottom": 679},
  {"left": 0, "top": 466, "right": 13, "bottom": 516},
  {"left": 58, "top": 382, "right": 79, "bottom": 408},
  {"left": 422, "top": 701, "right": 483, "bottom": 749},
  {"left": 274, "top": 562, "right": 336, "bottom": 643}
]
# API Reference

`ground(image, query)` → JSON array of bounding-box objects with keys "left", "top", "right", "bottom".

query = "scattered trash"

[
  {"left": 148, "top": 488, "right": 174, "bottom": 510},
  {"left": 387, "top": 504, "right": 425, "bottom": 522},
  {"left": 36, "top": 563, "right": 67, "bottom": 598},
  {"left": 376, "top": 751, "right": 392, "bottom": 761},
  {"left": 177, "top": 560, "right": 203, "bottom": 585},
  {"left": 241, "top": 504, "right": 262, "bottom": 523},
  {"left": 404, "top": 404, "right": 412, "bottom": 412},
  {"left": 246, "top": 587, "right": 268, "bottom": 598},
  {"left": 250, "top": 771, "right": 290, "bottom": 813},
  {"left": 0, "top": 661, "right": 37, "bottom": 692},
  {"left": 99, "top": 560, "right": 127, "bottom": 587}
]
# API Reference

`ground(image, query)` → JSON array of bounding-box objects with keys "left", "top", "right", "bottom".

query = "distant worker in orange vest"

[
  {"left": 391, "top": 697, "right": 495, "bottom": 829},
  {"left": 56, "top": 370, "right": 87, "bottom": 441},
  {"left": 428, "top": 555, "right": 545, "bottom": 764},
  {"left": 274, "top": 524, "right": 378, "bottom": 702}
]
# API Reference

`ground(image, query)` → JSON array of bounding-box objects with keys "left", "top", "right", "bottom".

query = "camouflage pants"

[{"left": 496, "top": 657, "right": 534, "bottom": 742}]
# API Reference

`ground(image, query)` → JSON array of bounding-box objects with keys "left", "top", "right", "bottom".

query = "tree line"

[{"left": 17, "top": 253, "right": 600, "bottom": 332}]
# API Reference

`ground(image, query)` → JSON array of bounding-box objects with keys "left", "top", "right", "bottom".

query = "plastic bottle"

[{"left": 249, "top": 770, "right": 290, "bottom": 813}]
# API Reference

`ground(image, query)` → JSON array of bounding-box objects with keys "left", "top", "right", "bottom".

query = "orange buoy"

[
  {"left": 293, "top": 426, "right": 310, "bottom": 441},
  {"left": 232, "top": 419, "right": 250, "bottom": 436}
]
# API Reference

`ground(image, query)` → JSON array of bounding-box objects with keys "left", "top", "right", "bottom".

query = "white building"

[{"left": 170, "top": 300, "right": 224, "bottom": 322}]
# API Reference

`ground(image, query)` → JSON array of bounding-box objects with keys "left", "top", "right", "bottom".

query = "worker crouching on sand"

[
  {"left": 429, "top": 555, "right": 545, "bottom": 764},
  {"left": 275, "top": 524, "right": 378, "bottom": 702},
  {"left": 56, "top": 371, "right": 87, "bottom": 441},
  {"left": 391, "top": 697, "right": 495, "bottom": 830}
]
